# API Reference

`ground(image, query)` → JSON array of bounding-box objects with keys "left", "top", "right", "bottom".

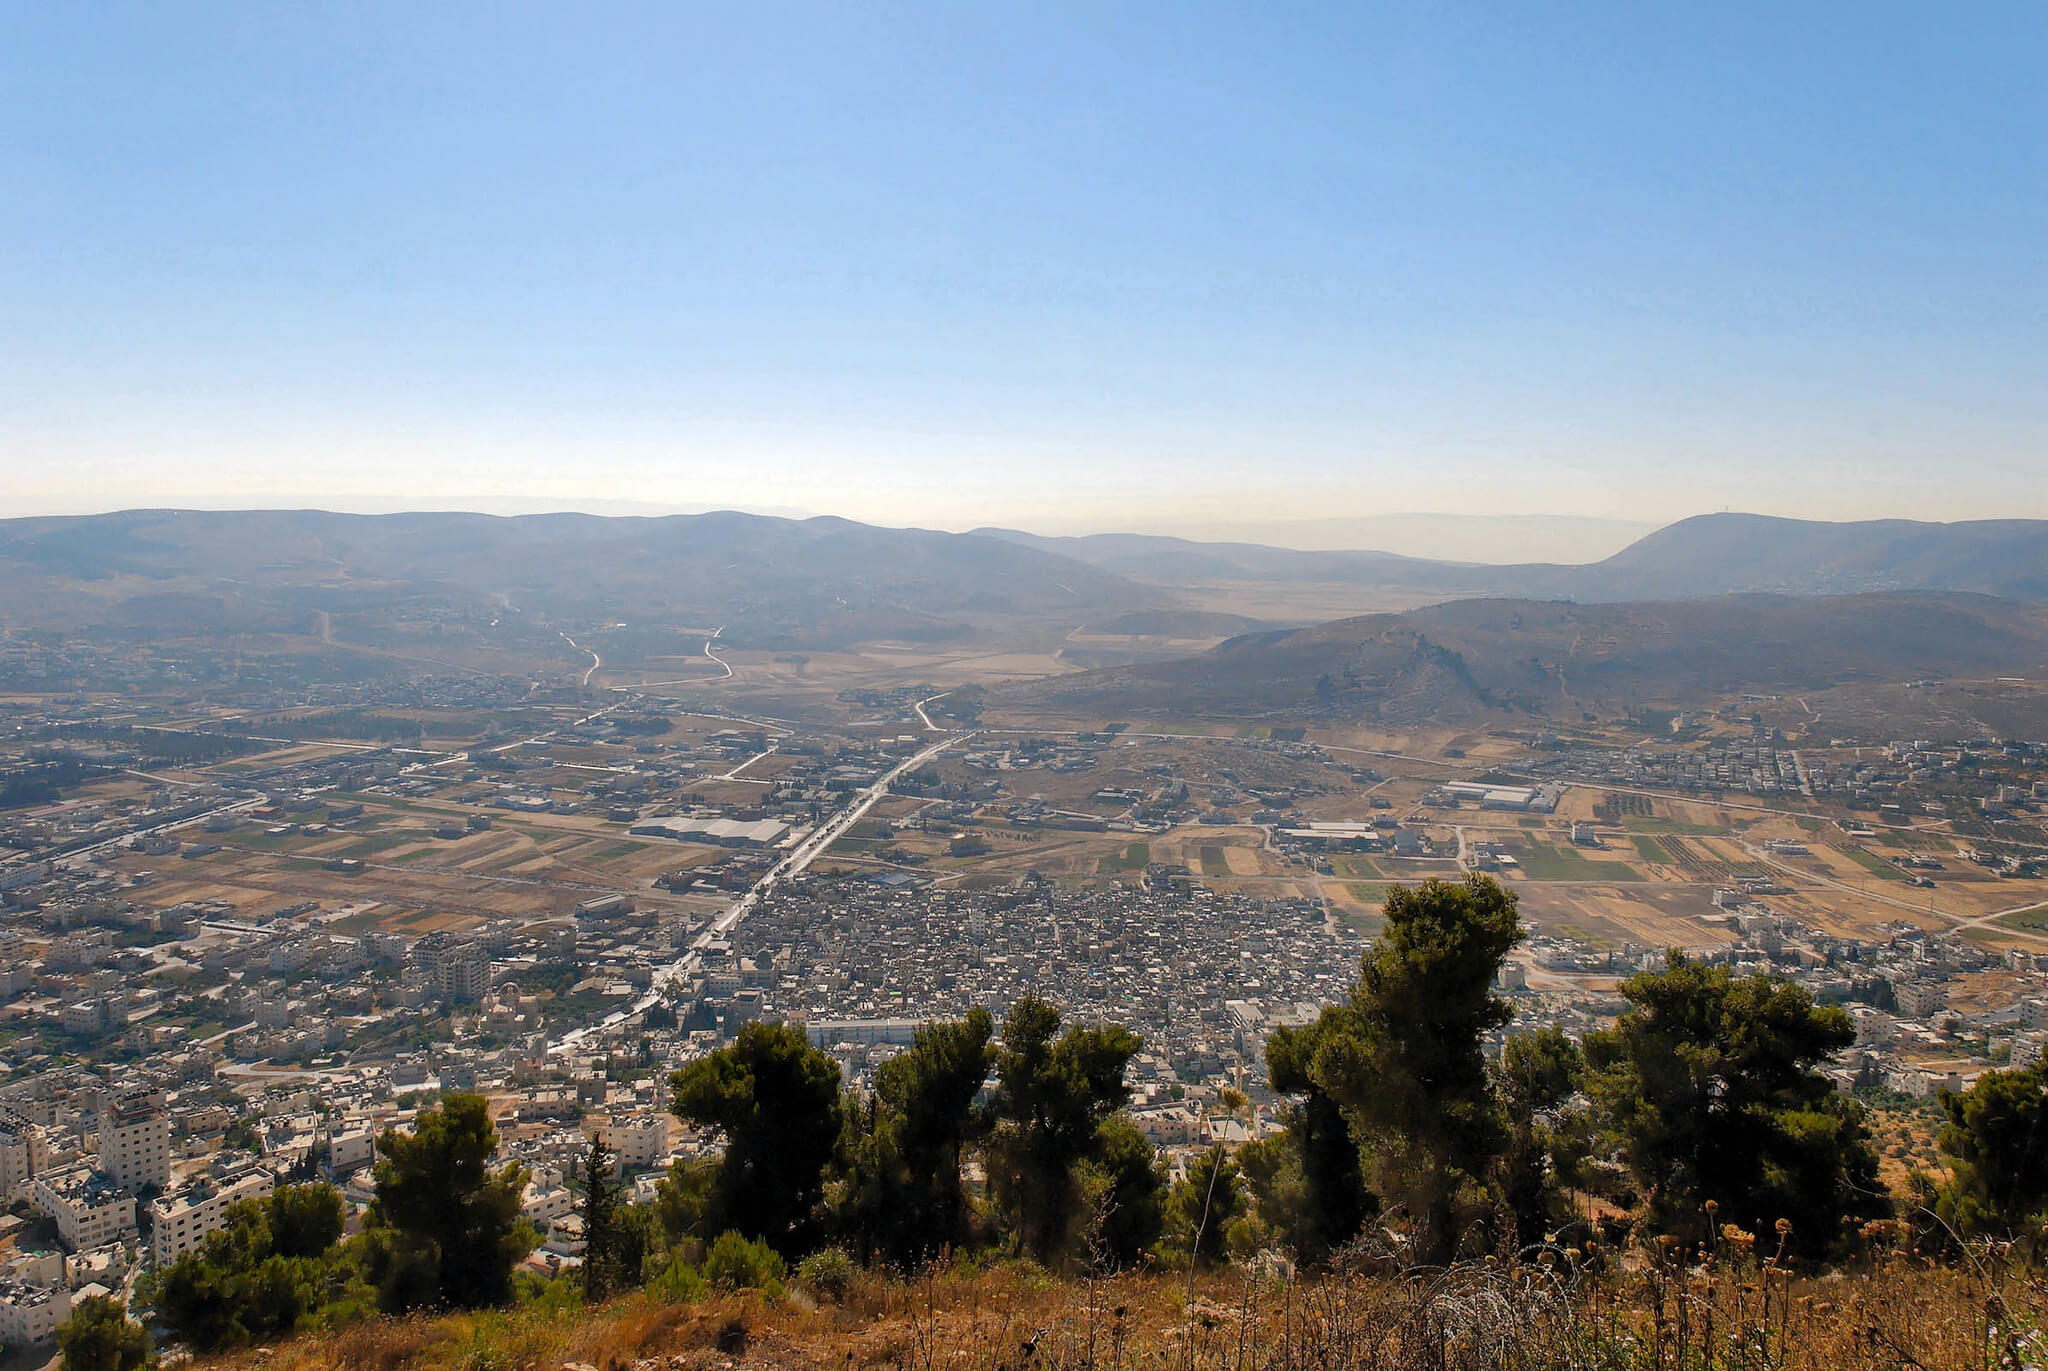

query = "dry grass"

[{"left": 197, "top": 1240, "right": 2048, "bottom": 1371}]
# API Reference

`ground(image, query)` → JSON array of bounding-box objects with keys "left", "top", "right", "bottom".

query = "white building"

[
  {"left": 520, "top": 1181, "right": 574, "bottom": 1225},
  {"left": 604, "top": 1114, "right": 670, "bottom": 1170},
  {"left": 328, "top": 1128, "right": 377, "bottom": 1176},
  {"left": 1895, "top": 979, "right": 1949, "bottom": 1020},
  {"left": 28, "top": 1168, "right": 136, "bottom": 1251},
  {"left": 0, "top": 1111, "right": 49, "bottom": 1200},
  {"left": 99, "top": 1093, "right": 170, "bottom": 1192},
  {"left": 149, "top": 1158, "right": 274, "bottom": 1266},
  {"left": 0, "top": 1279, "right": 70, "bottom": 1346},
  {"left": 411, "top": 934, "right": 492, "bottom": 1003}
]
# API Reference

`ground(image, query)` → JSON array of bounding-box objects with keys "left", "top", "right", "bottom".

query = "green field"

[
  {"left": 1837, "top": 846, "right": 1909, "bottom": 882},
  {"left": 1198, "top": 846, "right": 1231, "bottom": 877},
  {"left": 1630, "top": 835, "right": 1672, "bottom": 864},
  {"left": 1621, "top": 816, "right": 1731, "bottom": 837},
  {"left": 1997, "top": 904, "right": 2048, "bottom": 933},
  {"left": 1511, "top": 840, "right": 1644, "bottom": 882},
  {"left": 1346, "top": 882, "right": 1392, "bottom": 904},
  {"left": 1097, "top": 842, "right": 1152, "bottom": 874},
  {"left": 328, "top": 831, "right": 431, "bottom": 861},
  {"left": 1331, "top": 854, "right": 1384, "bottom": 879},
  {"left": 1795, "top": 816, "right": 1825, "bottom": 832}
]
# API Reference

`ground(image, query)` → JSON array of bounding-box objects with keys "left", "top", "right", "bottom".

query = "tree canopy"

[
  {"left": 985, "top": 994, "right": 1143, "bottom": 1266},
  {"left": 1935, "top": 1059, "right": 2048, "bottom": 1240},
  {"left": 362, "top": 1093, "right": 533, "bottom": 1311},
  {"left": 59, "top": 1297, "right": 149, "bottom": 1371},
  {"left": 670, "top": 1020, "right": 844, "bottom": 1256},
  {"left": 1303, "top": 876, "right": 1526, "bottom": 1263},
  {"left": 1584, "top": 953, "right": 1885, "bottom": 1258}
]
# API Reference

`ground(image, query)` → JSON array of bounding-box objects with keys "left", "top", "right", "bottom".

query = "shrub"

[
  {"left": 644, "top": 1254, "right": 709, "bottom": 1305},
  {"left": 795, "top": 1247, "right": 856, "bottom": 1302},
  {"left": 701, "top": 1231, "right": 787, "bottom": 1292}
]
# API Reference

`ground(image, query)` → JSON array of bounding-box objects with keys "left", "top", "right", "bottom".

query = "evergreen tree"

[
  {"left": 1079, "top": 1115, "right": 1166, "bottom": 1269},
  {"left": 149, "top": 1186, "right": 348, "bottom": 1352},
  {"left": 1262, "top": 1008, "right": 1374, "bottom": 1263},
  {"left": 1167, "top": 1144, "right": 1243, "bottom": 1269},
  {"left": 1935, "top": 1059, "right": 2048, "bottom": 1240},
  {"left": 878, "top": 1006, "right": 994, "bottom": 1254},
  {"left": 986, "top": 995, "right": 1142, "bottom": 1266},
  {"left": 1308, "top": 876, "right": 1526, "bottom": 1264},
  {"left": 839, "top": 1008, "right": 995, "bottom": 1265},
  {"left": 1494, "top": 1026, "right": 1589, "bottom": 1248},
  {"left": 266, "top": 1183, "right": 346, "bottom": 1259},
  {"left": 361, "top": 1093, "right": 533, "bottom": 1311},
  {"left": 58, "top": 1297, "right": 149, "bottom": 1371},
  {"left": 1583, "top": 954, "right": 1885, "bottom": 1259},
  {"left": 670, "top": 1021, "right": 843, "bottom": 1256},
  {"left": 578, "top": 1132, "right": 621, "bottom": 1301}
]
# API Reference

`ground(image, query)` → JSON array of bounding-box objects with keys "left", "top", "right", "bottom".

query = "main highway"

[{"left": 548, "top": 728, "right": 971, "bottom": 1054}]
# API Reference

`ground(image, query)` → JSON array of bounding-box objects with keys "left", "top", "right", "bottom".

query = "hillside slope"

[
  {"left": 0, "top": 509, "right": 1159, "bottom": 646},
  {"left": 1001, "top": 593, "right": 2048, "bottom": 724},
  {"left": 982, "top": 514, "right": 2048, "bottom": 603}
]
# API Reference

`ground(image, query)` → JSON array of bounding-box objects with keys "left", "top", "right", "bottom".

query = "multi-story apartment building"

[
  {"left": 28, "top": 1167, "right": 136, "bottom": 1251},
  {"left": 149, "top": 1157, "right": 274, "bottom": 1265},
  {"left": 604, "top": 1113, "right": 670, "bottom": 1170},
  {"left": 0, "top": 1280, "right": 70, "bottom": 1346},
  {"left": 411, "top": 933, "right": 492, "bottom": 1003},
  {"left": 0, "top": 1109, "right": 49, "bottom": 1199},
  {"left": 99, "top": 1091, "right": 170, "bottom": 1192}
]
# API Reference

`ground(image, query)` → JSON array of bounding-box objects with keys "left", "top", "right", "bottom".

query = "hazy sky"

[{"left": 2, "top": 3, "right": 2043, "bottom": 534}]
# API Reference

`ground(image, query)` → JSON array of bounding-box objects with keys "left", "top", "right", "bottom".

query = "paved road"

[
  {"left": 548, "top": 729, "right": 973, "bottom": 1054},
  {"left": 561, "top": 631, "right": 602, "bottom": 686},
  {"left": 914, "top": 692, "right": 950, "bottom": 730},
  {"left": 703, "top": 627, "right": 733, "bottom": 679},
  {"left": 57, "top": 795, "right": 268, "bottom": 868}
]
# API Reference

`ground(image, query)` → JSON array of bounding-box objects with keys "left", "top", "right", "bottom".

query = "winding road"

[
  {"left": 914, "top": 692, "right": 950, "bottom": 730},
  {"left": 561, "top": 632, "right": 602, "bottom": 686},
  {"left": 702, "top": 627, "right": 733, "bottom": 679}
]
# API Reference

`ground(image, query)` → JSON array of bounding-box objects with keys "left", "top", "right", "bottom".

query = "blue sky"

[{"left": 2, "top": 3, "right": 2042, "bottom": 534}]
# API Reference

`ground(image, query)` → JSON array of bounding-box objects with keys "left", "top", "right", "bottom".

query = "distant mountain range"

[
  {"left": 1002, "top": 593, "right": 2048, "bottom": 725},
  {"left": 982, "top": 513, "right": 2048, "bottom": 602},
  {"left": 1095, "top": 513, "right": 1659, "bottom": 564},
  {"left": 0, "top": 508, "right": 1151, "bottom": 647},
  {"left": 3, "top": 509, "right": 2047, "bottom": 663}
]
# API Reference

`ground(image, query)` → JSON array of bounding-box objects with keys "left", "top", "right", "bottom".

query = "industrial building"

[{"left": 627, "top": 816, "right": 791, "bottom": 847}]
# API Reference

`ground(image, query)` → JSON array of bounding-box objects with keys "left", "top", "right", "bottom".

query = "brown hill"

[
  {"left": 1002, "top": 593, "right": 2048, "bottom": 725},
  {"left": 0, "top": 509, "right": 1159, "bottom": 649},
  {"left": 981, "top": 513, "right": 2048, "bottom": 603}
]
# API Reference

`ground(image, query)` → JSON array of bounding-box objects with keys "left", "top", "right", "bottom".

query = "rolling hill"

[
  {"left": 0, "top": 509, "right": 1159, "bottom": 648},
  {"left": 981, "top": 514, "right": 2048, "bottom": 603},
  {"left": 1000, "top": 593, "right": 2048, "bottom": 726}
]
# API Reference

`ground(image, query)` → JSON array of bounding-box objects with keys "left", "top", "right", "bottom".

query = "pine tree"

[
  {"left": 670, "top": 1021, "right": 844, "bottom": 1256},
  {"left": 579, "top": 1132, "right": 621, "bottom": 1301},
  {"left": 1309, "top": 876, "right": 1526, "bottom": 1264},
  {"left": 986, "top": 995, "right": 1142, "bottom": 1266},
  {"left": 58, "top": 1297, "right": 149, "bottom": 1371},
  {"left": 361, "top": 1093, "right": 533, "bottom": 1311}
]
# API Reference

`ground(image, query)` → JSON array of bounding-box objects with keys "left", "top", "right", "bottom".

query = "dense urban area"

[{"left": 3, "top": 612, "right": 2048, "bottom": 1362}]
